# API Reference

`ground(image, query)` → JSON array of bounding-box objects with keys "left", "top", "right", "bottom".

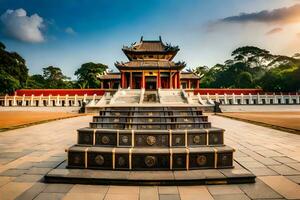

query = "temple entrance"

[{"left": 145, "top": 76, "right": 157, "bottom": 90}]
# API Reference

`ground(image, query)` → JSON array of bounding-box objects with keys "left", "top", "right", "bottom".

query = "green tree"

[
  {"left": 42, "top": 66, "right": 71, "bottom": 88},
  {"left": 236, "top": 72, "right": 253, "bottom": 88},
  {"left": 26, "top": 74, "right": 46, "bottom": 89},
  {"left": 0, "top": 41, "right": 29, "bottom": 94},
  {"left": 75, "top": 62, "right": 108, "bottom": 88}
]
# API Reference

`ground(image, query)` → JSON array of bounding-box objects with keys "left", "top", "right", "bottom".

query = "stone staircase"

[
  {"left": 66, "top": 106, "right": 234, "bottom": 170},
  {"left": 159, "top": 89, "right": 187, "bottom": 104}
]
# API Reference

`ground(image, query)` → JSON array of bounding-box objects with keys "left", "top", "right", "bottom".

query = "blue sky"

[{"left": 1, "top": 0, "right": 300, "bottom": 79}]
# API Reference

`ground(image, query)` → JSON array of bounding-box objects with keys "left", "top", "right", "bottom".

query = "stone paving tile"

[
  {"left": 33, "top": 161, "right": 61, "bottom": 168},
  {"left": 104, "top": 193, "right": 139, "bottom": 200},
  {"left": 139, "top": 186, "right": 159, "bottom": 200},
  {"left": 43, "top": 183, "right": 74, "bottom": 193},
  {"left": 272, "top": 156, "right": 298, "bottom": 164},
  {"left": 178, "top": 186, "right": 214, "bottom": 200},
  {"left": 259, "top": 176, "right": 300, "bottom": 199},
  {"left": 268, "top": 165, "right": 300, "bottom": 176},
  {"left": 159, "top": 194, "right": 181, "bottom": 200},
  {"left": 68, "top": 184, "right": 108, "bottom": 193},
  {"left": 0, "top": 169, "right": 28, "bottom": 176},
  {"left": 34, "top": 192, "right": 65, "bottom": 200},
  {"left": 14, "top": 174, "right": 43, "bottom": 182},
  {"left": 158, "top": 186, "right": 178, "bottom": 194},
  {"left": 107, "top": 185, "right": 139, "bottom": 194},
  {"left": 26, "top": 167, "right": 52, "bottom": 175},
  {"left": 248, "top": 167, "right": 279, "bottom": 176},
  {"left": 13, "top": 162, "right": 33, "bottom": 170},
  {"left": 63, "top": 192, "right": 105, "bottom": 200},
  {"left": 285, "top": 175, "right": 300, "bottom": 184},
  {"left": 207, "top": 185, "right": 243, "bottom": 195},
  {"left": 212, "top": 193, "right": 251, "bottom": 200},
  {"left": 0, "top": 182, "right": 34, "bottom": 200},
  {"left": 15, "top": 182, "right": 47, "bottom": 200},
  {"left": 239, "top": 179, "right": 283, "bottom": 199}
]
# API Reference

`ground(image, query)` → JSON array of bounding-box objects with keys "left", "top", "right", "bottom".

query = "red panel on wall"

[{"left": 15, "top": 89, "right": 106, "bottom": 96}]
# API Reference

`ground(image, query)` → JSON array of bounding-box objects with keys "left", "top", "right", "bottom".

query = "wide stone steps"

[
  {"left": 67, "top": 145, "right": 234, "bottom": 170},
  {"left": 66, "top": 105, "right": 234, "bottom": 171},
  {"left": 77, "top": 128, "right": 225, "bottom": 147}
]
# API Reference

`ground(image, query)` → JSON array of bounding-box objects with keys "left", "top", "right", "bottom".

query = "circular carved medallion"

[
  {"left": 121, "top": 135, "right": 129, "bottom": 144},
  {"left": 145, "top": 156, "right": 156, "bottom": 167},
  {"left": 222, "top": 155, "right": 228, "bottom": 162},
  {"left": 118, "top": 156, "right": 126, "bottom": 166},
  {"left": 101, "top": 136, "right": 110, "bottom": 144},
  {"left": 73, "top": 155, "right": 81, "bottom": 164},
  {"left": 95, "top": 155, "right": 104, "bottom": 165},
  {"left": 196, "top": 155, "right": 207, "bottom": 166},
  {"left": 146, "top": 136, "right": 156, "bottom": 146},
  {"left": 175, "top": 137, "right": 181, "bottom": 144},
  {"left": 193, "top": 135, "right": 201, "bottom": 144}
]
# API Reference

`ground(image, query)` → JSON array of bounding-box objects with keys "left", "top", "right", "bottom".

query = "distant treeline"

[
  {"left": 190, "top": 46, "right": 300, "bottom": 92},
  {"left": 0, "top": 41, "right": 299, "bottom": 95}
]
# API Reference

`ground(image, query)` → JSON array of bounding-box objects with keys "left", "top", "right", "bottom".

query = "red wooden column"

[
  {"left": 174, "top": 73, "right": 178, "bottom": 89},
  {"left": 196, "top": 80, "right": 200, "bottom": 89},
  {"left": 177, "top": 71, "right": 181, "bottom": 89},
  {"left": 169, "top": 72, "right": 172, "bottom": 89},
  {"left": 141, "top": 71, "right": 145, "bottom": 89},
  {"left": 129, "top": 72, "right": 133, "bottom": 89},
  {"left": 157, "top": 70, "right": 161, "bottom": 89},
  {"left": 121, "top": 72, "right": 124, "bottom": 88}
]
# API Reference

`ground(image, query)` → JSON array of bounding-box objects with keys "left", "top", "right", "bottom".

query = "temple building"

[{"left": 99, "top": 37, "right": 200, "bottom": 89}]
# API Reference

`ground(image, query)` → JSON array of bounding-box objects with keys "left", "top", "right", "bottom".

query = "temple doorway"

[{"left": 145, "top": 76, "right": 157, "bottom": 90}]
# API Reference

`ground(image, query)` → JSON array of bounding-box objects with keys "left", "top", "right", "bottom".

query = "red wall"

[
  {"left": 193, "top": 88, "right": 263, "bottom": 95},
  {"left": 15, "top": 89, "right": 106, "bottom": 96}
]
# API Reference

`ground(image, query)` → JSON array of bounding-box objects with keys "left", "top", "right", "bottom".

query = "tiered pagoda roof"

[
  {"left": 115, "top": 37, "right": 185, "bottom": 70},
  {"left": 121, "top": 36, "right": 180, "bottom": 61}
]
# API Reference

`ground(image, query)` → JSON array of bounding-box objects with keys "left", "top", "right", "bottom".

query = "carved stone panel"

[
  {"left": 172, "top": 134, "right": 185, "bottom": 147},
  {"left": 78, "top": 131, "right": 93, "bottom": 145},
  {"left": 68, "top": 151, "right": 85, "bottom": 168},
  {"left": 217, "top": 152, "right": 233, "bottom": 168},
  {"left": 87, "top": 152, "right": 112, "bottom": 169},
  {"left": 135, "top": 134, "right": 169, "bottom": 147},
  {"left": 172, "top": 154, "right": 186, "bottom": 169},
  {"left": 132, "top": 154, "right": 169, "bottom": 170},
  {"left": 188, "top": 133, "right": 206, "bottom": 146},
  {"left": 189, "top": 153, "right": 214, "bottom": 169},
  {"left": 115, "top": 154, "right": 129, "bottom": 169},
  {"left": 119, "top": 134, "right": 132, "bottom": 146},
  {"left": 95, "top": 133, "right": 117, "bottom": 146}
]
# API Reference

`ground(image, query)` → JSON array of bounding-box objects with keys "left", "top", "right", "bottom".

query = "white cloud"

[
  {"left": 65, "top": 27, "right": 76, "bottom": 35},
  {"left": 0, "top": 8, "right": 45, "bottom": 43}
]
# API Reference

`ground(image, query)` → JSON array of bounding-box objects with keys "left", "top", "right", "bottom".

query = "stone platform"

[
  {"left": 1, "top": 115, "right": 300, "bottom": 199},
  {"left": 45, "top": 160, "right": 255, "bottom": 186}
]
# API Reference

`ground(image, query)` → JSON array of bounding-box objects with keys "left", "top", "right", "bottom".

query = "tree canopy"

[
  {"left": 197, "top": 46, "right": 300, "bottom": 92},
  {"left": 74, "top": 62, "right": 107, "bottom": 88},
  {"left": 0, "top": 42, "right": 29, "bottom": 94}
]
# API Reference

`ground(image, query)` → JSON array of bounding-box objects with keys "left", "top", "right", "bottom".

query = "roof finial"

[
  {"left": 140, "top": 36, "right": 143, "bottom": 42},
  {"left": 159, "top": 35, "right": 162, "bottom": 41}
]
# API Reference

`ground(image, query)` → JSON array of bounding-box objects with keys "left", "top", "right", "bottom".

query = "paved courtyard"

[{"left": 0, "top": 115, "right": 300, "bottom": 200}]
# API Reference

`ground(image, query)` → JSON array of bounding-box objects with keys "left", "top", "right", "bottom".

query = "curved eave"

[
  {"left": 115, "top": 64, "right": 185, "bottom": 71},
  {"left": 122, "top": 49, "right": 179, "bottom": 61}
]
